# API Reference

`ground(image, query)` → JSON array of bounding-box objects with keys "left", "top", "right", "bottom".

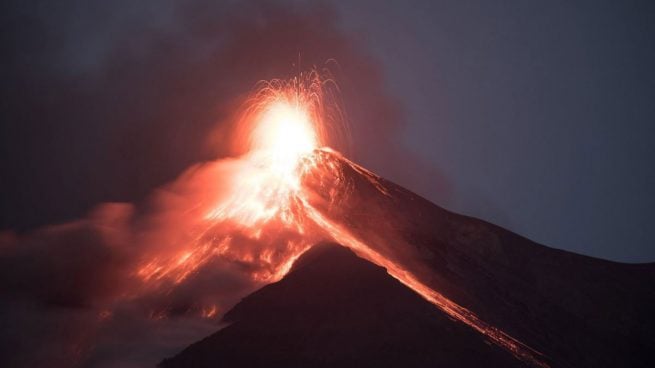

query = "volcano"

[{"left": 159, "top": 150, "right": 655, "bottom": 368}]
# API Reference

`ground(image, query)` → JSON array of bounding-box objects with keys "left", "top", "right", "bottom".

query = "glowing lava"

[
  {"left": 205, "top": 96, "right": 319, "bottom": 229},
  {"left": 135, "top": 72, "right": 337, "bottom": 292}
]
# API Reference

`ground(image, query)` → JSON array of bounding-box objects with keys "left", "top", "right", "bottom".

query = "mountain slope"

[
  {"left": 160, "top": 244, "right": 525, "bottom": 368},
  {"left": 302, "top": 149, "right": 655, "bottom": 367}
]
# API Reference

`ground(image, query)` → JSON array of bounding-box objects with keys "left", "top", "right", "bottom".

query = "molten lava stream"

[{"left": 302, "top": 200, "right": 549, "bottom": 368}]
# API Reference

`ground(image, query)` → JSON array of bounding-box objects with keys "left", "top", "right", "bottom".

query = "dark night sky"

[
  {"left": 334, "top": 0, "right": 655, "bottom": 262},
  {"left": 1, "top": 0, "right": 654, "bottom": 262}
]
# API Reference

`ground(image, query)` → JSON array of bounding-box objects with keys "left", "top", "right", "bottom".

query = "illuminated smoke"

[{"left": 133, "top": 70, "right": 347, "bottom": 293}]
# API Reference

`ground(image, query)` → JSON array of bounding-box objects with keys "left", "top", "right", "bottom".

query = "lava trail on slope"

[{"left": 298, "top": 149, "right": 550, "bottom": 367}]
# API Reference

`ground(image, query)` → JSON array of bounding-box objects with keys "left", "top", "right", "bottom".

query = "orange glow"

[
  {"left": 134, "top": 72, "right": 334, "bottom": 291},
  {"left": 202, "top": 73, "right": 337, "bottom": 231},
  {"left": 201, "top": 305, "right": 219, "bottom": 319}
]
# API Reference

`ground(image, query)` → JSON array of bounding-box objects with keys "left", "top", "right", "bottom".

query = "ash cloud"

[{"left": 0, "top": 0, "right": 451, "bottom": 366}]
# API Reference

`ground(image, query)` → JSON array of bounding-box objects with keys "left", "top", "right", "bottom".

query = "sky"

[
  {"left": 1, "top": 0, "right": 654, "bottom": 262},
  {"left": 333, "top": 0, "right": 655, "bottom": 262}
]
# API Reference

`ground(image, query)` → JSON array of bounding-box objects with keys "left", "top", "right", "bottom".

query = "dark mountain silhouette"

[{"left": 162, "top": 150, "right": 655, "bottom": 367}]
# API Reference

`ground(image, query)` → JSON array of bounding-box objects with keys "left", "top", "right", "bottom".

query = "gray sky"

[{"left": 332, "top": 0, "right": 655, "bottom": 262}]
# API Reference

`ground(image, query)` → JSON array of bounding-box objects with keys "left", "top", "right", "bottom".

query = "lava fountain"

[
  {"left": 135, "top": 71, "right": 345, "bottom": 292},
  {"left": 134, "top": 70, "right": 547, "bottom": 367}
]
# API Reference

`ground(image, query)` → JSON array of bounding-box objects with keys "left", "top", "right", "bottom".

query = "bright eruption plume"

[
  {"left": 251, "top": 101, "right": 317, "bottom": 166},
  {"left": 131, "top": 71, "right": 547, "bottom": 367},
  {"left": 135, "top": 71, "right": 346, "bottom": 293},
  {"left": 204, "top": 75, "right": 332, "bottom": 229}
]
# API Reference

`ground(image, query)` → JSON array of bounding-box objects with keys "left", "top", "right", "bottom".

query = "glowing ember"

[{"left": 201, "top": 305, "right": 219, "bottom": 319}]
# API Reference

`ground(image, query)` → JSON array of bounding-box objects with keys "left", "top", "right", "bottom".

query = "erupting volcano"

[
  {"left": 110, "top": 71, "right": 653, "bottom": 368},
  {"left": 3, "top": 71, "right": 652, "bottom": 368}
]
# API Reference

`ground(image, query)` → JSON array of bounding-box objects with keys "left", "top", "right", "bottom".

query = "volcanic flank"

[{"left": 161, "top": 149, "right": 655, "bottom": 368}]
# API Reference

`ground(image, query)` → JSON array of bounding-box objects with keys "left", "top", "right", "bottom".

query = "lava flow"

[{"left": 134, "top": 71, "right": 548, "bottom": 367}]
